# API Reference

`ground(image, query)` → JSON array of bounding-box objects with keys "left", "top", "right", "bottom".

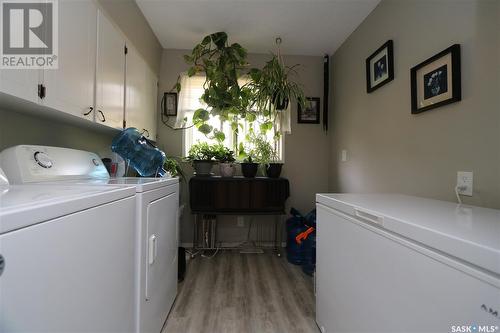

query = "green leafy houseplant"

[
  {"left": 181, "top": 32, "right": 253, "bottom": 142},
  {"left": 163, "top": 156, "right": 185, "bottom": 181},
  {"left": 249, "top": 54, "right": 306, "bottom": 114},
  {"left": 213, "top": 144, "right": 236, "bottom": 177},
  {"left": 185, "top": 142, "right": 216, "bottom": 176},
  {"left": 250, "top": 134, "right": 283, "bottom": 178}
]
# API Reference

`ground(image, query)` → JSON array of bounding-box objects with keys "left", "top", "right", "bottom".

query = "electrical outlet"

[
  {"left": 457, "top": 171, "right": 473, "bottom": 196},
  {"left": 237, "top": 216, "right": 245, "bottom": 227},
  {"left": 341, "top": 149, "right": 348, "bottom": 162}
]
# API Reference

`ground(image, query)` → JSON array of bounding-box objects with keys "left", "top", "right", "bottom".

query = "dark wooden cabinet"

[{"left": 189, "top": 176, "right": 290, "bottom": 214}]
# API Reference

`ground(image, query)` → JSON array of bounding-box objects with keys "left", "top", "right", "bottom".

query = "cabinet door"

[
  {"left": 125, "top": 45, "right": 146, "bottom": 132},
  {"left": 0, "top": 69, "right": 41, "bottom": 104},
  {"left": 95, "top": 10, "right": 125, "bottom": 129},
  {"left": 42, "top": 0, "right": 97, "bottom": 121},
  {"left": 125, "top": 45, "right": 158, "bottom": 140},
  {"left": 144, "top": 64, "right": 158, "bottom": 141}
]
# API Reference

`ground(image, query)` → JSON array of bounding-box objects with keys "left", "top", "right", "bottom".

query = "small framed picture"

[
  {"left": 411, "top": 44, "right": 461, "bottom": 114},
  {"left": 298, "top": 97, "right": 320, "bottom": 124},
  {"left": 366, "top": 40, "right": 394, "bottom": 93},
  {"left": 163, "top": 92, "right": 178, "bottom": 116}
]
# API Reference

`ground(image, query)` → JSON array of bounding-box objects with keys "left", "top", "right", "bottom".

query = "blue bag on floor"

[
  {"left": 286, "top": 208, "right": 308, "bottom": 265},
  {"left": 301, "top": 210, "right": 316, "bottom": 276}
]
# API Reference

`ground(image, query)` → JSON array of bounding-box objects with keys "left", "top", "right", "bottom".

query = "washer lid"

[
  {"left": 316, "top": 193, "right": 500, "bottom": 276},
  {"left": 0, "top": 184, "right": 136, "bottom": 234}
]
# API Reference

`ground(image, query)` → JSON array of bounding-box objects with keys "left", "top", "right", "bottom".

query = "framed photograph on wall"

[
  {"left": 163, "top": 92, "right": 178, "bottom": 116},
  {"left": 366, "top": 40, "right": 394, "bottom": 93},
  {"left": 298, "top": 97, "right": 320, "bottom": 124},
  {"left": 410, "top": 44, "right": 461, "bottom": 114}
]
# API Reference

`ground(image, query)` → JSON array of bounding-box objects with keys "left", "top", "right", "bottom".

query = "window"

[{"left": 178, "top": 74, "right": 284, "bottom": 160}]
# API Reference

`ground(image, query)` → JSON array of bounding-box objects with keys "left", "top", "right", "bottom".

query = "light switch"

[
  {"left": 341, "top": 150, "right": 348, "bottom": 162},
  {"left": 457, "top": 171, "right": 473, "bottom": 196}
]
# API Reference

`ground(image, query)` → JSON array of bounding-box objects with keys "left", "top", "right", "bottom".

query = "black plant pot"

[
  {"left": 241, "top": 163, "right": 259, "bottom": 178},
  {"left": 266, "top": 163, "right": 283, "bottom": 178},
  {"left": 272, "top": 92, "right": 289, "bottom": 110}
]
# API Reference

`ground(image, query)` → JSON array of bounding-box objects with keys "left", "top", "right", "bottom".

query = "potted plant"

[
  {"left": 180, "top": 32, "right": 253, "bottom": 142},
  {"left": 251, "top": 134, "right": 283, "bottom": 178},
  {"left": 237, "top": 143, "right": 258, "bottom": 178},
  {"left": 213, "top": 144, "right": 236, "bottom": 177},
  {"left": 240, "top": 155, "right": 259, "bottom": 178},
  {"left": 185, "top": 142, "right": 216, "bottom": 176},
  {"left": 249, "top": 53, "right": 306, "bottom": 114}
]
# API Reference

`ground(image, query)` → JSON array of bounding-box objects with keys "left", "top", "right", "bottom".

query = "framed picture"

[
  {"left": 410, "top": 44, "right": 461, "bottom": 114},
  {"left": 366, "top": 40, "right": 394, "bottom": 93},
  {"left": 298, "top": 97, "right": 320, "bottom": 124},
  {"left": 163, "top": 92, "right": 178, "bottom": 116}
]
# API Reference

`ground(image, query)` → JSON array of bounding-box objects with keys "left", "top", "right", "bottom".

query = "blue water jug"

[{"left": 111, "top": 128, "right": 166, "bottom": 177}]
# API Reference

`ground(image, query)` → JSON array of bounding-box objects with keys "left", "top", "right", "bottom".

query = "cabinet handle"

[
  {"left": 354, "top": 208, "right": 384, "bottom": 225},
  {"left": 97, "top": 110, "right": 106, "bottom": 122},
  {"left": 0, "top": 255, "right": 4, "bottom": 277},
  {"left": 37, "top": 84, "right": 46, "bottom": 99},
  {"left": 141, "top": 129, "right": 150, "bottom": 138},
  {"left": 83, "top": 106, "right": 94, "bottom": 116}
]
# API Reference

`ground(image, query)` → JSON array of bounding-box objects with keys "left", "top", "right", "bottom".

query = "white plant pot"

[{"left": 219, "top": 163, "right": 235, "bottom": 177}]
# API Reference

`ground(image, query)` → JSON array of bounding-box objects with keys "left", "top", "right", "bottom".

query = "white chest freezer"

[{"left": 316, "top": 193, "right": 500, "bottom": 333}]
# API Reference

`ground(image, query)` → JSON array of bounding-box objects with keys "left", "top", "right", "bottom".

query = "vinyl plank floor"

[{"left": 162, "top": 250, "right": 319, "bottom": 333}]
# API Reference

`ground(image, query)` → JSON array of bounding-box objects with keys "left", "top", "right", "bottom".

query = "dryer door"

[{"left": 144, "top": 190, "right": 178, "bottom": 333}]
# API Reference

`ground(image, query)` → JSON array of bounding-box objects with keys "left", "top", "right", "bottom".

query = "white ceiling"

[{"left": 136, "top": 0, "right": 380, "bottom": 56}]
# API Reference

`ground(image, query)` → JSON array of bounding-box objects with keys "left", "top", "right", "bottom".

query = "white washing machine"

[
  {"left": 0, "top": 167, "right": 137, "bottom": 332},
  {"left": 0, "top": 145, "right": 180, "bottom": 333}
]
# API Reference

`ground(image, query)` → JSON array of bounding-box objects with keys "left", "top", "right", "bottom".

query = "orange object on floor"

[{"left": 295, "top": 227, "right": 315, "bottom": 245}]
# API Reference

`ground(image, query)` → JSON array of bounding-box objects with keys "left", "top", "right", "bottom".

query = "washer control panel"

[
  {"left": 34, "top": 151, "right": 53, "bottom": 169},
  {"left": 0, "top": 145, "right": 110, "bottom": 184}
]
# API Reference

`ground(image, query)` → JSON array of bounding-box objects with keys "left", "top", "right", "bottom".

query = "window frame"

[{"left": 179, "top": 74, "right": 285, "bottom": 162}]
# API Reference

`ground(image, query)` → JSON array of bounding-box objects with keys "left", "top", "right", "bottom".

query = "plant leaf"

[
  {"left": 198, "top": 124, "right": 213, "bottom": 135},
  {"left": 213, "top": 129, "right": 225, "bottom": 142}
]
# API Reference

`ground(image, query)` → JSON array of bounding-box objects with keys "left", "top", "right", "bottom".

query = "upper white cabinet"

[
  {"left": 0, "top": 2, "right": 158, "bottom": 135},
  {"left": 125, "top": 45, "right": 158, "bottom": 141},
  {"left": 42, "top": 0, "right": 97, "bottom": 121},
  {"left": 144, "top": 65, "right": 158, "bottom": 141},
  {"left": 95, "top": 9, "right": 126, "bottom": 129}
]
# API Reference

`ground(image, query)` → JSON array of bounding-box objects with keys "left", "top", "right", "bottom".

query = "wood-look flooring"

[{"left": 162, "top": 250, "right": 319, "bottom": 333}]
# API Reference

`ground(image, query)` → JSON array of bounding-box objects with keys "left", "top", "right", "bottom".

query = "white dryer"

[
  {"left": 0, "top": 167, "right": 137, "bottom": 332},
  {"left": 1, "top": 145, "right": 180, "bottom": 333}
]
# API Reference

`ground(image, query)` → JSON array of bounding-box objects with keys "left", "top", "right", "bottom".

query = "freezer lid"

[
  {"left": 0, "top": 184, "right": 136, "bottom": 234},
  {"left": 316, "top": 193, "right": 500, "bottom": 275}
]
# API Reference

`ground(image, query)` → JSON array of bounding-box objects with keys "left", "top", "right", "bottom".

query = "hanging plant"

[
  {"left": 179, "top": 32, "right": 253, "bottom": 142},
  {"left": 247, "top": 38, "right": 307, "bottom": 138}
]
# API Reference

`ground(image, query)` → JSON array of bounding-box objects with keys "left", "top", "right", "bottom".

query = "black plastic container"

[{"left": 241, "top": 162, "right": 259, "bottom": 178}]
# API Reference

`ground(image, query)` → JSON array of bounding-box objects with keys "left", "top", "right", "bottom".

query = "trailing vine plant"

[{"left": 178, "top": 32, "right": 254, "bottom": 143}]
